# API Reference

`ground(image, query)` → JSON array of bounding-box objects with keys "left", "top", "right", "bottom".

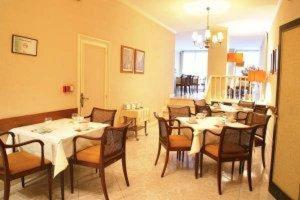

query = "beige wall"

[
  {"left": 267, "top": 0, "right": 300, "bottom": 199},
  {"left": 267, "top": 0, "right": 300, "bottom": 106},
  {"left": 0, "top": 0, "right": 175, "bottom": 120}
]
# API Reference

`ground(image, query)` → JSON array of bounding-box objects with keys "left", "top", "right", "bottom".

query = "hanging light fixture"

[{"left": 192, "top": 7, "right": 224, "bottom": 48}]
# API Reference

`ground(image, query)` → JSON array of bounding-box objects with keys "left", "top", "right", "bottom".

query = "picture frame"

[
  {"left": 120, "top": 45, "right": 135, "bottom": 73},
  {"left": 134, "top": 49, "right": 145, "bottom": 74},
  {"left": 270, "top": 48, "right": 278, "bottom": 74},
  {"left": 12, "top": 35, "right": 38, "bottom": 56}
]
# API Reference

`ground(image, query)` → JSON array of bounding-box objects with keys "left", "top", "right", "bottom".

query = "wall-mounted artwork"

[
  {"left": 120, "top": 45, "right": 134, "bottom": 73},
  {"left": 12, "top": 35, "right": 38, "bottom": 56},
  {"left": 134, "top": 49, "right": 145, "bottom": 74},
  {"left": 271, "top": 48, "right": 278, "bottom": 74}
]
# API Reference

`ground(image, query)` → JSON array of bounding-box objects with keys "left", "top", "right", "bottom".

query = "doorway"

[{"left": 77, "top": 34, "right": 110, "bottom": 116}]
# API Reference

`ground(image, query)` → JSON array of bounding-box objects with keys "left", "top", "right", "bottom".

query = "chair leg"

[
  {"left": 261, "top": 145, "right": 266, "bottom": 168},
  {"left": 247, "top": 159, "right": 253, "bottom": 191},
  {"left": 154, "top": 143, "right": 161, "bottom": 166},
  {"left": 122, "top": 155, "right": 130, "bottom": 187},
  {"left": 60, "top": 171, "right": 64, "bottom": 200},
  {"left": 70, "top": 161, "right": 74, "bottom": 194},
  {"left": 99, "top": 167, "right": 109, "bottom": 200},
  {"left": 217, "top": 162, "right": 222, "bottom": 195},
  {"left": 194, "top": 152, "right": 199, "bottom": 179},
  {"left": 161, "top": 150, "right": 169, "bottom": 177},
  {"left": 134, "top": 129, "right": 139, "bottom": 141},
  {"left": 199, "top": 152, "right": 203, "bottom": 178},
  {"left": 231, "top": 161, "right": 235, "bottom": 179},
  {"left": 181, "top": 151, "right": 184, "bottom": 163},
  {"left": 21, "top": 177, "right": 25, "bottom": 188},
  {"left": 48, "top": 167, "right": 53, "bottom": 200},
  {"left": 4, "top": 179, "right": 10, "bottom": 200}
]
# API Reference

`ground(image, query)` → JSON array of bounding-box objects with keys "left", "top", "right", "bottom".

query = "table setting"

[
  {"left": 177, "top": 113, "right": 249, "bottom": 154},
  {"left": 7, "top": 115, "right": 108, "bottom": 177},
  {"left": 210, "top": 103, "right": 253, "bottom": 113}
]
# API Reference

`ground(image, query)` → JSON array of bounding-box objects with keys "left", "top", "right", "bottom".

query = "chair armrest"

[
  {"left": 166, "top": 119, "right": 181, "bottom": 126},
  {"left": 73, "top": 135, "right": 102, "bottom": 161},
  {"left": 202, "top": 129, "right": 221, "bottom": 148},
  {"left": 5, "top": 139, "right": 45, "bottom": 168},
  {"left": 0, "top": 132, "right": 16, "bottom": 152},
  {"left": 84, "top": 115, "right": 91, "bottom": 119}
]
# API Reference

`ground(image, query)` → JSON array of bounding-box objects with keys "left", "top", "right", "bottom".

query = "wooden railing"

[{"left": 204, "top": 75, "right": 265, "bottom": 103}]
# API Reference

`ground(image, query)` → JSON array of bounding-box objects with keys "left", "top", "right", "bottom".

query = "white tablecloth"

[
  {"left": 177, "top": 117, "right": 249, "bottom": 154},
  {"left": 121, "top": 108, "right": 150, "bottom": 125},
  {"left": 7, "top": 118, "right": 108, "bottom": 177},
  {"left": 210, "top": 104, "right": 253, "bottom": 113}
]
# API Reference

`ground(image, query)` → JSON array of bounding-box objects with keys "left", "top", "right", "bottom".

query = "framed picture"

[
  {"left": 12, "top": 35, "right": 38, "bottom": 56},
  {"left": 120, "top": 45, "right": 135, "bottom": 73},
  {"left": 271, "top": 48, "right": 278, "bottom": 74},
  {"left": 134, "top": 49, "right": 145, "bottom": 74}
]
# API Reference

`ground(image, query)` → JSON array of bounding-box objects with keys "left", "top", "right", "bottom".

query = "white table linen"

[
  {"left": 7, "top": 118, "right": 108, "bottom": 177},
  {"left": 210, "top": 104, "right": 253, "bottom": 113},
  {"left": 177, "top": 117, "right": 249, "bottom": 154}
]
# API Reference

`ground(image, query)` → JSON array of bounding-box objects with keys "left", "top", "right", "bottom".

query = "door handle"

[{"left": 80, "top": 93, "right": 89, "bottom": 107}]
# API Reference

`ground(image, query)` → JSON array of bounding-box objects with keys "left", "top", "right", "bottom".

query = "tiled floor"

[{"left": 0, "top": 124, "right": 275, "bottom": 200}]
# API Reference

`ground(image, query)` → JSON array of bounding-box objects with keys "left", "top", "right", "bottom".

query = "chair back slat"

[
  {"left": 101, "top": 125, "right": 128, "bottom": 159},
  {"left": 91, "top": 108, "right": 117, "bottom": 126},
  {"left": 219, "top": 126, "right": 258, "bottom": 158},
  {"left": 154, "top": 113, "right": 170, "bottom": 145},
  {"left": 248, "top": 113, "right": 271, "bottom": 138},
  {"left": 194, "top": 105, "right": 212, "bottom": 116},
  {"left": 193, "top": 99, "right": 207, "bottom": 107},
  {"left": 168, "top": 106, "right": 191, "bottom": 121}
]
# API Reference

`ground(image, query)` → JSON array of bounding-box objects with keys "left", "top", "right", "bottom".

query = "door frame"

[
  {"left": 77, "top": 34, "right": 110, "bottom": 114},
  {"left": 268, "top": 18, "right": 300, "bottom": 200}
]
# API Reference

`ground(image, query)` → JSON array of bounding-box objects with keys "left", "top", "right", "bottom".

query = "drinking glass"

[{"left": 72, "top": 113, "right": 79, "bottom": 122}]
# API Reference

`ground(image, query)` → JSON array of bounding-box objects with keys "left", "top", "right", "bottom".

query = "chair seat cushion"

[
  {"left": 204, "top": 143, "right": 248, "bottom": 158},
  {"left": 169, "top": 135, "right": 191, "bottom": 149},
  {"left": 76, "top": 145, "right": 101, "bottom": 164},
  {"left": 7, "top": 151, "right": 51, "bottom": 174}
]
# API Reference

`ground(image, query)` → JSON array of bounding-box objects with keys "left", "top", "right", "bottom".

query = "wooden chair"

[
  {"left": 199, "top": 126, "right": 258, "bottom": 195},
  {"left": 238, "top": 100, "right": 255, "bottom": 109},
  {"left": 168, "top": 106, "right": 193, "bottom": 128},
  {"left": 253, "top": 105, "right": 269, "bottom": 114},
  {"left": 85, "top": 107, "right": 117, "bottom": 126},
  {"left": 70, "top": 124, "right": 129, "bottom": 200},
  {"left": 248, "top": 113, "right": 271, "bottom": 168},
  {"left": 194, "top": 105, "right": 224, "bottom": 117},
  {"left": 236, "top": 111, "right": 250, "bottom": 124},
  {"left": 193, "top": 99, "right": 207, "bottom": 107},
  {"left": 153, "top": 113, "right": 194, "bottom": 177},
  {"left": 0, "top": 132, "right": 52, "bottom": 200}
]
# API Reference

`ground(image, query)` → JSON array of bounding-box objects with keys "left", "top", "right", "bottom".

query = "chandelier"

[{"left": 192, "top": 7, "right": 224, "bottom": 49}]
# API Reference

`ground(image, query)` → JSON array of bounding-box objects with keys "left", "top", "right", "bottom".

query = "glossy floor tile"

[{"left": 0, "top": 124, "right": 275, "bottom": 200}]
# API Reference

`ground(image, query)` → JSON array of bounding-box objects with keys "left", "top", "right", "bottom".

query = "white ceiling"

[{"left": 120, "top": 0, "right": 279, "bottom": 36}]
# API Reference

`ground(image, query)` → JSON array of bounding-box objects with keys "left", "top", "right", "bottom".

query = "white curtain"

[{"left": 181, "top": 51, "right": 208, "bottom": 78}]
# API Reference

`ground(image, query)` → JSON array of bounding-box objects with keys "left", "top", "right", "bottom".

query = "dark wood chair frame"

[
  {"left": 167, "top": 106, "right": 194, "bottom": 132},
  {"left": 238, "top": 100, "right": 255, "bottom": 109},
  {"left": 153, "top": 113, "right": 195, "bottom": 177},
  {"left": 250, "top": 113, "right": 271, "bottom": 168},
  {"left": 123, "top": 116, "right": 148, "bottom": 141},
  {"left": 0, "top": 132, "right": 52, "bottom": 200},
  {"left": 84, "top": 107, "right": 117, "bottom": 126},
  {"left": 198, "top": 126, "right": 258, "bottom": 195},
  {"left": 70, "top": 125, "right": 130, "bottom": 200}
]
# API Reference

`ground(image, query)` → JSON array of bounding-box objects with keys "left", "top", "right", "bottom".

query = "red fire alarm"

[{"left": 63, "top": 85, "right": 74, "bottom": 93}]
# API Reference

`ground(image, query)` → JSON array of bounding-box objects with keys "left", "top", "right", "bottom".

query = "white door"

[{"left": 78, "top": 35, "right": 110, "bottom": 116}]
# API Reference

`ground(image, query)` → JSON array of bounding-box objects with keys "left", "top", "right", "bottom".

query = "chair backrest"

[
  {"left": 194, "top": 105, "right": 212, "bottom": 116},
  {"left": 168, "top": 106, "right": 191, "bottom": 121},
  {"left": 0, "top": 140, "right": 8, "bottom": 174},
  {"left": 219, "top": 126, "right": 258, "bottom": 158},
  {"left": 90, "top": 107, "right": 117, "bottom": 126},
  {"left": 154, "top": 112, "right": 170, "bottom": 145},
  {"left": 193, "top": 99, "right": 206, "bottom": 107},
  {"left": 238, "top": 100, "right": 255, "bottom": 109},
  {"left": 181, "top": 75, "right": 189, "bottom": 85},
  {"left": 254, "top": 105, "right": 269, "bottom": 114},
  {"left": 248, "top": 113, "right": 271, "bottom": 139},
  {"left": 101, "top": 124, "right": 129, "bottom": 160}
]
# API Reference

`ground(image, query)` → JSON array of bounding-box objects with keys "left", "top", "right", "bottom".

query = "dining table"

[
  {"left": 7, "top": 118, "right": 108, "bottom": 199},
  {"left": 210, "top": 104, "right": 253, "bottom": 114},
  {"left": 177, "top": 116, "right": 249, "bottom": 154}
]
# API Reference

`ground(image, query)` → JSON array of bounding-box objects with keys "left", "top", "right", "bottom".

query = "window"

[
  {"left": 180, "top": 51, "right": 208, "bottom": 78},
  {"left": 235, "top": 50, "right": 260, "bottom": 76}
]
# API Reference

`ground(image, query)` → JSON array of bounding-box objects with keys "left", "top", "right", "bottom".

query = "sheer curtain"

[{"left": 180, "top": 51, "right": 208, "bottom": 78}]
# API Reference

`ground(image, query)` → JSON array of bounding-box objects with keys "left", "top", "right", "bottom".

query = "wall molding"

[{"left": 0, "top": 108, "right": 77, "bottom": 132}]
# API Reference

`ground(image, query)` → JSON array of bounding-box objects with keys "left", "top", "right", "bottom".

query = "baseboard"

[{"left": 269, "top": 181, "right": 292, "bottom": 200}]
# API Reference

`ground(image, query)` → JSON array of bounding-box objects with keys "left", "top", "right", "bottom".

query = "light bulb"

[
  {"left": 204, "top": 30, "right": 211, "bottom": 40},
  {"left": 212, "top": 35, "right": 218, "bottom": 44},
  {"left": 217, "top": 32, "right": 224, "bottom": 42}
]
